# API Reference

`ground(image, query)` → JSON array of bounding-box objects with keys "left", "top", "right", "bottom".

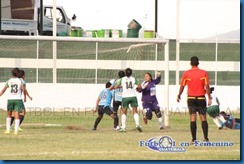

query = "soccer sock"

[
  {"left": 19, "top": 115, "right": 25, "bottom": 126},
  {"left": 213, "top": 118, "right": 222, "bottom": 128},
  {"left": 121, "top": 114, "right": 127, "bottom": 129},
  {"left": 202, "top": 121, "right": 209, "bottom": 140},
  {"left": 10, "top": 116, "right": 15, "bottom": 126},
  {"left": 190, "top": 121, "right": 197, "bottom": 141},
  {"left": 219, "top": 115, "right": 226, "bottom": 123},
  {"left": 94, "top": 117, "right": 102, "bottom": 129},
  {"left": 14, "top": 119, "right": 20, "bottom": 132},
  {"left": 133, "top": 113, "right": 139, "bottom": 126},
  {"left": 158, "top": 117, "right": 163, "bottom": 128},
  {"left": 6, "top": 117, "right": 11, "bottom": 131},
  {"left": 114, "top": 116, "right": 119, "bottom": 128}
]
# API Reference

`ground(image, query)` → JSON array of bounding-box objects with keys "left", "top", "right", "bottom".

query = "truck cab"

[
  {"left": 1, "top": 0, "right": 71, "bottom": 36},
  {"left": 42, "top": 6, "right": 71, "bottom": 36}
]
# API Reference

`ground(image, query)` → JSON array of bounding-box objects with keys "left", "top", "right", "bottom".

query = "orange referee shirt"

[{"left": 180, "top": 66, "right": 210, "bottom": 96}]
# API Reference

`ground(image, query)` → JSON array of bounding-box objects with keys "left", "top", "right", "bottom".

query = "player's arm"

[
  {"left": 177, "top": 86, "right": 185, "bottom": 102},
  {"left": 204, "top": 72, "right": 212, "bottom": 106},
  {"left": 177, "top": 73, "right": 186, "bottom": 102},
  {"left": 0, "top": 86, "right": 7, "bottom": 97},
  {"left": 22, "top": 85, "right": 27, "bottom": 102},
  {"left": 112, "top": 79, "right": 122, "bottom": 90},
  {"left": 94, "top": 97, "right": 100, "bottom": 113},
  {"left": 25, "top": 88, "right": 33, "bottom": 100},
  {"left": 205, "top": 84, "right": 212, "bottom": 106},
  {"left": 154, "top": 71, "right": 161, "bottom": 85}
]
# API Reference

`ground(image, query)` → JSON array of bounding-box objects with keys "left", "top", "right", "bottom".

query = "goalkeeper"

[
  {"left": 92, "top": 82, "right": 118, "bottom": 131},
  {"left": 137, "top": 71, "right": 163, "bottom": 130}
]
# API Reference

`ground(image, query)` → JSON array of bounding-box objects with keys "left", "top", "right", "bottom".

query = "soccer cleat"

[
  {"left": 118, "top": 128, "right": 126, "bottom": 132},
  {"left": 159, "top": 126, "right": 164, "bottom": 130},
  {"left": 19, "top": 127, "right": 23, "bottom": 131},
  {"left": 218, "top": 127, "right": 223, "bottom": 130},
  {"left": 4, "top": 130, "right": 10, "bottom": 135},
  {"left": 14, "top": 131, "right": 18, "bottom": 135},
  {"left": 143, "top": 116, "right": 148, "bottom": 125},
  {"left": 136, "top": 126, "right": 142, "bottom": 133},
  {"left": 92, "top": 127, "right": 96, "bottom": 131}
]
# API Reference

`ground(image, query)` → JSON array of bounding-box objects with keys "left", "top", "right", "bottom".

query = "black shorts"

[
  {"left": 98, "top": 106, "right": 113, "bottom": 116},
  {"left": 187, "top": 96, "right": 207, "bottom": 115},
  {"left": 113, "top": 101, "right": 122, "bottom": 112}
]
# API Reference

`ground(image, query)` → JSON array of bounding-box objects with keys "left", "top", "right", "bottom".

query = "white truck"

[{"left": 1, "top": 0, "right": 71, "bottom": 36}]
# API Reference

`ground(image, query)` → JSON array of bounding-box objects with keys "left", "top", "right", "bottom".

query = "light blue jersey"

[
  {"left": 112, "top": 79, "right": 123, "bottom": 102},
  {"left": 98, "top": 88, "right": 113, "bottom": 107}
]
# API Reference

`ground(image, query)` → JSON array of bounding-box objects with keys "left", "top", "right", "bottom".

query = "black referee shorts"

[{"left": 187, "top": 96, "right": 207, "bottom": 115}]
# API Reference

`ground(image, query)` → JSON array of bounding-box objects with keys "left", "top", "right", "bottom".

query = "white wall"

[{"left": 0, "top": 83, "right": 240, "bottom": 112}]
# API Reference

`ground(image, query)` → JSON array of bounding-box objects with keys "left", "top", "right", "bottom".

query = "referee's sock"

[
  {"left": 202, "top": 121, "right": 209, "bottom": 140},
  {"left": 190, "top": 121, "right": 197, "bottom": 141}
]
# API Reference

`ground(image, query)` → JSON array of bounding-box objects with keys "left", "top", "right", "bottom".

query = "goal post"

[{"left": 0, "top": 35, "right": 170, "bottom": 127}]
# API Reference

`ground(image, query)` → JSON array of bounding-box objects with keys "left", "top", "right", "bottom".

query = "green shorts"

[
  {"left": 207, "top": 105, "right": 219, "bottom": 118},
  {"left": 122, "top": 97, "right": 138, "bottom": 108},
  {"left": 7, "top": 100, "right": 23, "bottom": 112}
]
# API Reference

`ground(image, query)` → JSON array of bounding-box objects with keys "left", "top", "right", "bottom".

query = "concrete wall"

[{"left": 0, "top": 83, "right": 240, "bottom": 112}]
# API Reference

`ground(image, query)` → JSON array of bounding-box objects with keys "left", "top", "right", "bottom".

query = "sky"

[{"left": 44, "top": 0, "right": 240, "bottom": 39}]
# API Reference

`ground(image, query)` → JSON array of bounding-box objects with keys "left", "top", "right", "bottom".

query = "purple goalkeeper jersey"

[{"left": 141, "top": 76, "right": 161, "bottom": 102}]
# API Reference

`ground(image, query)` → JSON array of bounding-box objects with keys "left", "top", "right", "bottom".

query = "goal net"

[{"left": 0, "top": 36, "right": 170, "bottom": 126}]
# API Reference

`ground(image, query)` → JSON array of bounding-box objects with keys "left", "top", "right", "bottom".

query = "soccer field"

[{"left": 0, "top": 110, "right": 240, "bottom": 160}]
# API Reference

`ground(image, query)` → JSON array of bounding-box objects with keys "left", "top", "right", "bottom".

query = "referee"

[{"left": 177, "top": 56, "right": 212, "bottom": 143}]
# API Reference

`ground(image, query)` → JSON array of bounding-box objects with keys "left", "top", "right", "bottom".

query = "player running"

[
  {"left": 138, "top": 71, "right": 164, "bottom": 130},
  {"left": 111, "top": 70, "right": 125, "bottom": 130},
  {"left": 113, "top": 68, "right": 142, "bottom": 133},
  {"left": 0, "top": 68, "right": 26, "bottom": 135},
  {"left": 10, "top": 69, "right": 33, "bottom": 131},
  {"left": 92, "top": 82, "right": 118, "bottom": 131}
]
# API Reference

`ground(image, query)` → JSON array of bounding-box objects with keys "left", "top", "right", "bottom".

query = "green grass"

[{"left": 0, "top": 110, "right": 240, "bottom": 160}]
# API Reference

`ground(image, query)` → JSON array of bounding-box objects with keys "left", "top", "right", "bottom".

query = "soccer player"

[
  {"left": 10, "top": 69, "right": 33, "bottom": 131},
  {"left": 177, "top": 56, "right": 212, "bottom": 142},
  {"left": 92, "top": 82, "right": 118, "bottom": 131},
  {"left": 111, "top": 70, "right": 125, "bottom": 130},
  {"left": 0, "top": 68, "right": 26, "bottom": 135},
  {"left": 138, "top": 71, "right": 163, "bottom": 130},
  {"left": 219, "top": 111, "right": 240, "bottom": 130},
  {"left": 206, "top": 87, "right": 226, "bottom": 130},
  {"left": 114, "top": 68, "right": 142, "bottom": 133}
]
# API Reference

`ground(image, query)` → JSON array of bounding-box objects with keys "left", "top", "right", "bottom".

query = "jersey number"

[
  {"left": 126, "top": 81, "right": 133, "bottom": 89},
  {"left": 11, "top": 84, "right": 18, "bottom": 93}
]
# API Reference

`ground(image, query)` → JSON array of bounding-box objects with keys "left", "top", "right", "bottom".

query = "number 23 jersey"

[
  {"left": 117, "top": 76, "right": 140, "bottom": 98},
  {"left": 5, "top": 78, "right": 24, "bottom": 100}
]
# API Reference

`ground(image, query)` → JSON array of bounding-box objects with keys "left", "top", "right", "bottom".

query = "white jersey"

[
  {"left": 117, "top": 76, "right": 140, "bottom": 98},
  {"left": 5, "top": 78, "right": 24, "bottom": 100},
  {"left": 209, "top": 93, "right": 219, "bottom": 106}
]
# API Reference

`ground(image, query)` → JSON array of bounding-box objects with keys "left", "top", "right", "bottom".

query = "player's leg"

[
  {"left": 19, "top": 101, "right": 26, "bottom": 131},
  {"left": 93, "top": 106, "right": 104, "bottom": 130},
  {"left": 5, "top": 100, "right": 14, "bottom": 134},
  {"left": 154, "top": 107, "right": 163, "bottom": 130},
  {"left": 112, "top": 101, "right": 120, "bottom": 130},
  {"left": 13, "top": 100, "right": 22, "bottom": 135},
  {"left": 106, "top": 107, "right": 119, "bottom": 130},
  {"left": 213, "top": 117, "right": 223, "bottom": 129},
  {"left": 10, "top": 112, "right": 15, "bottom": 127},
  {"left": 118, "top": 98, "right": 128, "bottom": 132},
  {"left": 131, "top": 97, "right": 142, "bottom": 132},
  {"left": 198, "top": 99, "right": 209, "bottom": 141},
  {"left": 187, "top": 99, "right": 198, "bottom": 142},
  {"left": 142, "top": 102, "right": 150, "bottom": 124}
]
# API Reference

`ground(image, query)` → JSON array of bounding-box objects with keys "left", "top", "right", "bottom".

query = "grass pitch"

[{"left": 0, "top": 110, "right": 240, "bottom": 160}]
